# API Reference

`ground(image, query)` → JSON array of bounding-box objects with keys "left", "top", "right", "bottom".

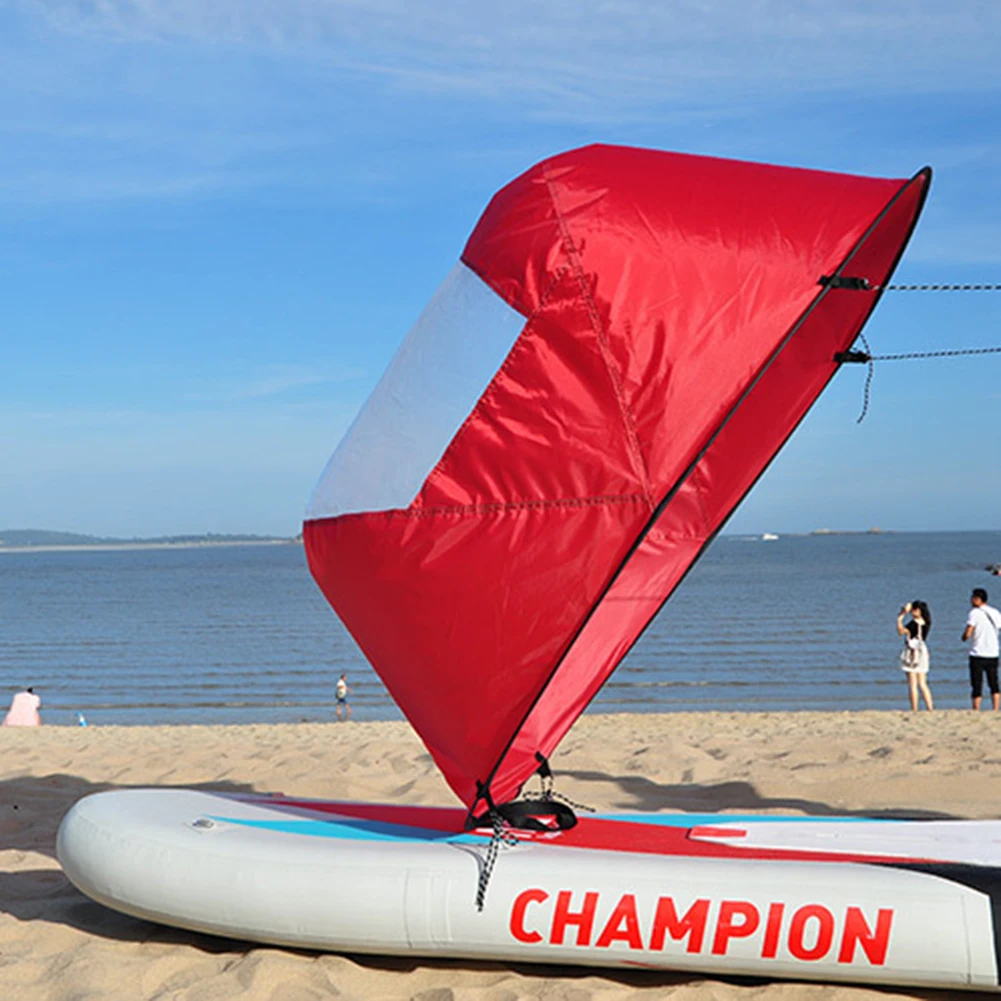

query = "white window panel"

[{"left": 306, "top": 261, "right": 526, "bottom": 520}]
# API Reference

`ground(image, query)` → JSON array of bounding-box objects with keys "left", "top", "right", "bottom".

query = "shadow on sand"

[
  {"left": 560, "top": 769, "right": 959, "bottom": 820},
  {"left": 1, "top": 772, "right": 258, "bottom": 945}
]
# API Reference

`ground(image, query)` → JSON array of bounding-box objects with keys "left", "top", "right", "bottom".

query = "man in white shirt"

[{"left": 963, "top": 588, "right": 1001, "bottom": 711}]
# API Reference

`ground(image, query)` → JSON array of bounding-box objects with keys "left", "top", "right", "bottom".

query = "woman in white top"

[{"left": 896, "top": 600, "right": 933, "bottom": 712}]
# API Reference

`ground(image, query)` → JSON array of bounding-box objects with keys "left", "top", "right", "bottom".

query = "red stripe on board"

[{"left": 247, "top": 798, "right": 942, "bottom": 868}]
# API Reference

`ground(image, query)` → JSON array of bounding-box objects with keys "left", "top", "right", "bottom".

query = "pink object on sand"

[{"left": 3, "top": 690, "right": 41, "bottom": 726}]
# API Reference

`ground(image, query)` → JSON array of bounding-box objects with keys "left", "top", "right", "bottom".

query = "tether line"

[
  {"left": 837, "top": 343, "right": 1001, "bottom": 423},
  {"left": 820, "top": 274, "right": 1001, "bottom": 294},
  {"left": 878, "top": 283, "right": 1001, "bottom": 292},
  {"left": 861, "top": 345, "right": 1001, "bottom": 361},
  {"left": 823, "top": 275, "right": 1001, "bottom": 422}
]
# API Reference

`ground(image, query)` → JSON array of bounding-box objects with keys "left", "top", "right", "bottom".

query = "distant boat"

[{"left": 761, "top": 532, "right": 779, "bottom": 541}]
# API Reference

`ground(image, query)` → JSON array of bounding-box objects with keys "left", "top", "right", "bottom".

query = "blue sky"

[{"left": 1, "top": 0, "right": 999, "bottom": 537}]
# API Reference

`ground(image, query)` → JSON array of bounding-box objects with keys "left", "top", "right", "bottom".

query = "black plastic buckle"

[
  {"left": 819, "top": 274, "right": 872, "bottom": 291},
  {"left": 833, "top": 350, "right": 872, "bottom": 364}
]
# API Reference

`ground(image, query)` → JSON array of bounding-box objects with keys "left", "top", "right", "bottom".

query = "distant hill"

[
  {"left": 1, "top": 529, "right": 109, "bottom": 547},
  {"left": 0, "top": 529, "right": 296, "bottom": 548}
]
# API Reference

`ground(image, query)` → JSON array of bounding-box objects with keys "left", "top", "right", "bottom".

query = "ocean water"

[{"left": 1, "top": 532, "right": 998, "bottom": 726}]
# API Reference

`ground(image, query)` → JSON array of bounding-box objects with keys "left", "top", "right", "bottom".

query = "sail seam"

[
  {"left": 526, "top": 266, "right": 572, "bottom": 322},
  {"left": 310, "top": 493, "right": 650, "bottom": 522},
  {"left": 541, "top": 162, "right": 655, "bottom": 511},
  {"left": 407, "top": 493, "right": 648, "bottom": 517}
]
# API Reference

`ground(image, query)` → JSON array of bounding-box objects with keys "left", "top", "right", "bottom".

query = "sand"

[{"left": 4, "top": 710, "right": 1000, "bottom": 1000}]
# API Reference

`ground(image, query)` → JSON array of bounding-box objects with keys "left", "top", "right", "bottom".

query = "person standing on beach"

[
  {"left": 335, "top": 674, "right": 352, "bottom": 720},
  {"left": 963, "top": 588, "right": 1001, "bottom": 711},
  {"left": 2, "top": 686, "right": 42, "bottom": 726},
  {"left": 897, "top": 601, "right": 933, "bottom": 711}
]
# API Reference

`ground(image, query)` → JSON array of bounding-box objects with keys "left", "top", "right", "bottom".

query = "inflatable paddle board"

[{"left": 58, "top": 789, "right": 1001, "bottom": 991}]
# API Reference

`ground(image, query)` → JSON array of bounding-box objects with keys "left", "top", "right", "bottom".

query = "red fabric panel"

[
  {"left": 464, "top": 145, "right": 905, "bottom": 505},
  {"left": 304, "top": 497, "right": 649, "bottom": 806},
  {"left": 493, "top": 528, "right": 701, "bottom": 804},
  {"left": 492, "top": 172, "right": 929, "bottom": 804}
]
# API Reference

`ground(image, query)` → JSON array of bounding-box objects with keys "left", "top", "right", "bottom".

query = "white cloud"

[
  {"left": 183, "top": 363, "right": 366, "bottom": 402},
  {"left": 16, "top": 1, "right": 1001, "bottom": 108},
  {"left": 2, "top": 0, "right": 999, "bottom": 210}
]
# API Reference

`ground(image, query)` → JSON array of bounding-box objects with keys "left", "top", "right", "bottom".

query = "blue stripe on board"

[{"left": 210, "top": 814, "right": 489, "bottom": 844}]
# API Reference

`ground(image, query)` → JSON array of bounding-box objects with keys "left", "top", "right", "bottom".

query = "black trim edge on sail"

[{"left": 466, "top": 167, "right": 933, "bottom": 828}]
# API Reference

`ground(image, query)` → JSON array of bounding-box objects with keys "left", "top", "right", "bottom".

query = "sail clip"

[{"left": 819, "top": 274, "right": 872, "bottom": 291}]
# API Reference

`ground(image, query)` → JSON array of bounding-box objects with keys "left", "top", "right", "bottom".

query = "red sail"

[{"left": 304, "top": 145, "right": 930, "bottom": 811}]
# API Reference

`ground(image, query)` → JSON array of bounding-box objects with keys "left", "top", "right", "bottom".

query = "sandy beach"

[{"left": 4, "top": 710, "right": 1001, "bottom": 1000}]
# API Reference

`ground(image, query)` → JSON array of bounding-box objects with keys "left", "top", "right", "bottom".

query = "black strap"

[
  {"left": 467, "top": 752, "right": 586, "bottom": 831},
  {"left": 495, "top": 798, "right": 578, "bottom": 831},
  {"left": 467, "top": 796, "right": 578, "bottom": 832}
]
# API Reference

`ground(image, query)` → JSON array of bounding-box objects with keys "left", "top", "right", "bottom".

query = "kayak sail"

[{"left": 304, "top": 144, "right": 930, "bottom": 818}]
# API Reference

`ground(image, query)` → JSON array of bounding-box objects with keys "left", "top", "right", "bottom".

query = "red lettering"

[
  {"left": 515, "top": 890, "right": 891, "bottom": 966},
  {"left": 510, "top": 888, "right": 548, "bottom": 944},
  {"left": 838, "top": 907, "right": 893, "bottom": 966},
  {"left": 761, "top": 902, "right": 785, "bottom": 959},
  {"left": 550, "top": 890, "right": 599, "bottom": 946},
  {"left": 712, "top": 901, "right": 760, "bottom": 955},
  {"left": 649, "top": 897, "right": 710, "bottom": 953},
  {"left": 788, "top": 905, "right": 835, "bottom": 961},
  {"left": 595, "top": 893, "right": 643, "bottom": 950}
]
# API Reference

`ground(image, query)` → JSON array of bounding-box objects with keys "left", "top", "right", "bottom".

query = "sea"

[{"left": 1, "top": 531, "right": 998, "bottom": 726}]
